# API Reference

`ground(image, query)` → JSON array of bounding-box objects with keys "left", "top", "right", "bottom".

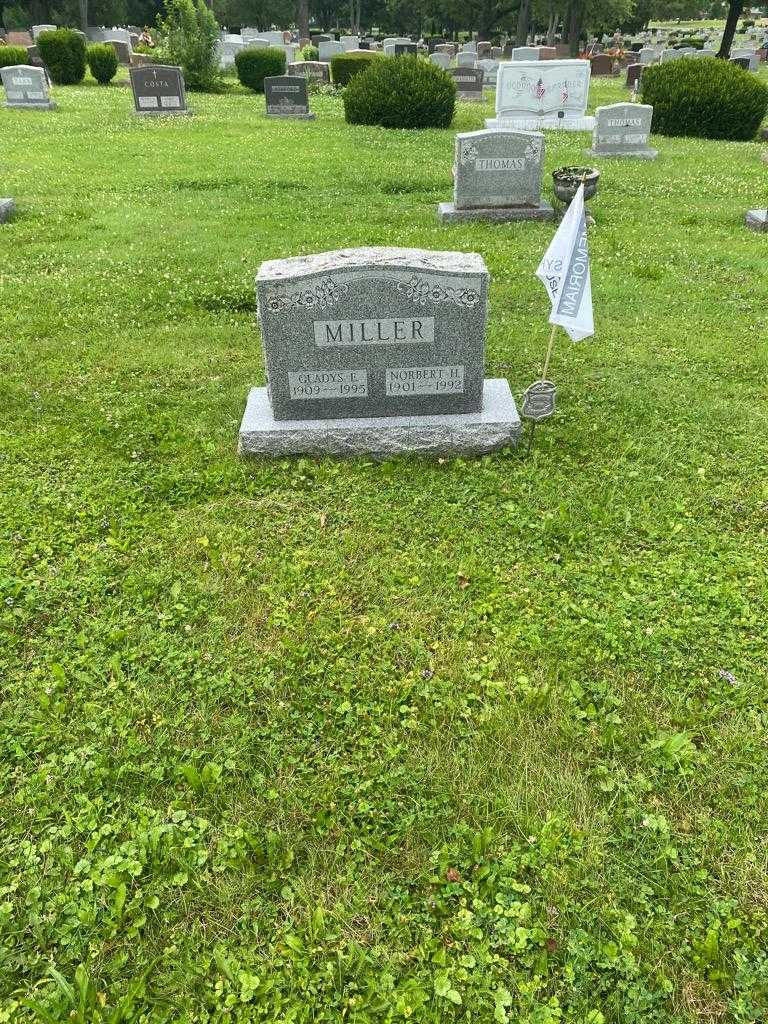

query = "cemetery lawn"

[{"left": 2, "top": 70, "right": 768, "bottom": 1024}]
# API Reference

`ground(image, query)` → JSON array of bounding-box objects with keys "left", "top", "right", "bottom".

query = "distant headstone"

[
  {"left": 461, "top": 41, "right": 477, "bottom": 52},
  {"left": 129, "top": 65, "right": 189, "bottom": 115},
  {"left": 25, "top": 45, "right": 44, "bottom": 67},
  {"left": 0, "top": 198, "right": 16, "bottom": 223},
  {"left": 476, "top": 58, "right": 499, "bottom": 88},
  {"left": 340, "top": 35, "right": 359, "bottom": 50},
  {"left": 488, "top": 59, "right": 593, "bottom": 131},
  {"left": 1, "top": 64, "right": 55, "bottom": 109},
  {"left": 491, "top": 46, "right": 503, "bottom": 59},
  {"left": 513, "top": 46, "right": 539, "bottom": 61},
  {"left": 590, "top": 53, "right": 614, "bottom": 75},
  {"left": 6, "top": 31, "right": 34, "bottom": 48},
  {"left": 264, "top": 74, "right": 315, "bottom": 119},
  {"left": 638, "top": 47, "right": 657, "bottom": 64},
  {"left": 456, "top": 51, "right": 476, "bottom": 66},
  {"left": 107, "top": 38, "right": 132, "bottom": 64},
  {"left": 318, "top": 39, "right": 343, "bottom": 61},
  {"left": 587, "top": 102, "right": 656, "bottom": 158},
  {"left": 448, "top": 67, "right": 484, "bottom": 102},
  {"left": 394, "top": 43, "right": 417, "bottom": 55},
  {"left": 477, "top": 40, "right": 492, "bottom": 58},
  {"left": 32, "top": 24, "right": 56, "bottom": 40},
  {"left": 539, "top": 46, "right": 557, "bottom": 60},
  {"left": 438, "top": 128, "right": 553, "bottom": 222},
  {"left": 730, "top": 55, "right": 750, "bottom": 69},
  {"left": 625, "top": 62, "right": 642, "bottom": 88},
  {"left": 745, "top": 209, "right": 768, "bottom": 232},
  {"left": 261, "top": 31, "right": 285, "bottom": 46},
  {"left": 660, "top": 48, "right": 682, "bottom": 62},
  {"left": 288, "top": 60, "right": 330, "bottom": 83},
  {"left": 429, "top": 52, "right": 451, "bottom": 69},
  {"left": 239, "top": 248, "right": 521, "bottom": 457}
]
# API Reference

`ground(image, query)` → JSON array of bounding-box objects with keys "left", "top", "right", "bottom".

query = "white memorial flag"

[{"left": 535, "top": 183, "right": 594, "bottom": 342}]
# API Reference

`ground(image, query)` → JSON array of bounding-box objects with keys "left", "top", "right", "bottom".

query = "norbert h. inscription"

[
  {"left": 287, "top": 369, "right": 368, "bottom": 400},
  {"left": 314, "top": 317, "right": 435, "bottom": 347},
  {"left": 386, "top": 365, "right": 464, "bottom": 395}
]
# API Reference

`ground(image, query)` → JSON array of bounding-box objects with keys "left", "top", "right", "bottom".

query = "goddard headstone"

[
  {"left": 129, "top": 65, "right": 189, "bottom": 115},
  {"left": 438, "top": 128, "right": 554, "bottom": 222},
  {"left": 488, "top": 59, "right": 593, "bottom": 130},
  {"left": 586, "top": 102, "right": 656, "bottom": 158},
  {"left": 264, "top": 74, "right": 315, "bottom": 119},
  {"left": 238, "top": 247, "right": 521, "bottom": 456},
  {"left": 1, "top": 65, "right": 55, "bottom": 109},
  {"left": 449, "top": 67, "right": 484, "bottom": 102},
  {"left": 288, "top": 60, "right": 330, "bottom": 83}
]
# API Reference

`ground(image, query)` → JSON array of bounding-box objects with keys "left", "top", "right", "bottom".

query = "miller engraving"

[{"left": 314, "top": 317, "right": 435, "bottom": 347}]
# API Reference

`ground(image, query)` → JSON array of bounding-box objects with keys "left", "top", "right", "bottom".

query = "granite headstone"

[
  {"left": 129, "top": 65, "right": 189, "bottom": 115},
  {"left": 587, "top": 102, "right": 656, "bottom": 158},
  {"left": 449, "top": 66, "right": 484, "bottom": 101},
  {"left": 264, "top": 74, "right": 314, "bottom": 119},
  {"left": 488, "top": 59, "right": 593, "bottom": 130},
  {"left": 1, "top": 64, "right": 55, "bottom": 109}
]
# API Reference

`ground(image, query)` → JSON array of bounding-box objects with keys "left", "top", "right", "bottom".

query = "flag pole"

[{"left": 526, "top": 322, "right": 559, "bottom": 455}]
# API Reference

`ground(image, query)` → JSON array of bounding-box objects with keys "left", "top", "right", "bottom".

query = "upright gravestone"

[
  {"left": 288, "top": 60, "right": 330, "bottom": 83},
  {"left": 429, "top": 52, "right": 452, "bottom": 69},
  {"left": 488, "top": 59, "right": 593, "bottom": 130},
  {"left": 238, "top": 248, "right": 521, "bottom": 457},
  {"left": 0, "top": 198, "right": 16, "bottom": 223},
  {"left": 586, "top": 102, "right": 656, "bottom": 159},
  {"left": 129, "top": 65, "right": 189, "bottom": 115},
  {"left": 456, "top": 51, "right": 476, "bottom": 67},
  {"left": 264, "top": 75, "right": 315, "bottom": 119},
  {"left": 513, "top": 46, "right": 540, "bottom": 61},
  {"left": 476, "top": 59, "right": 499, "bottom": 88},
  {"left": 625, "top": 63, "right": 642, "bottom": 88},
  {"left": 438, "top": 128, "right": 553, "bottom": 223},
  {"left": 1, "top": 65, "right": 56, "bottom": 109},
  {"left": 394, "top": 42, "right": 418, "bottom": 55},
  {"left": 31, "top": 24, "right": 56, "bottom": 40},
  {"left": 638, "top": 47, "right": 657, "bottom": 64},
  {"left": 107, "top": 38, "right": 133, "bottom": 64},
  {"left": 449, "top": 67, "right": 484, "bottom": 102},
  {"left": 319, "top": 40, "right": 343, "bottom": 61},
  {"left": 590, "top": 53, "right": 614, "bottom": 75}
]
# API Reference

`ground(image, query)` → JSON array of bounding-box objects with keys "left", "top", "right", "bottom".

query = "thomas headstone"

[
  {"left": 438, "top": 128, "right": 554, "bottom": 222},
  {"left": 239, "top": 247, "right": 521, "bottom": 456},
  {"left": 1, "top": 65, "right": 55, "bottom": 109},
  {"left": 487, "top": 59, "right": 593, "bottom": 130},
  {"left": 586, "top": 102, "right": 656, "bottom": 158},
  {"left": 129, "top": 65, "right": 189, "bottom": 115},
  {"left": 449, "top": 67, "right": 484, "bottom": 101},
  {"left": 264, "top": 74, "right": 315, "bottom": 119}
]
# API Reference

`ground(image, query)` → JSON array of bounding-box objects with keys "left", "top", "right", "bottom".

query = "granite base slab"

[
  {"left": 5, "top": 100, "right": 56, "bottom": 110},
  {"left": 486, "top": 115, "right": 594, "bottom": 131},
  {"left": 0, "top": 199, "right": 15, "bottom": 223},
  {"left": 133, "top": 109, "right": 193, "bottom": 117},
  {"left": 438, "top": 200, "right": 554, "bottom": 223},
  {"left": 745, "top": 209, "right": 768, "bottom": 232},
  {"left": 238, "top": 378, "right": 521, "bottom": 458},
  {"left": 266, "top": 111, "right": 315, "bottom": 120},
  {"left": 585, "top": 147, "right": 657, "bottom": 159}
]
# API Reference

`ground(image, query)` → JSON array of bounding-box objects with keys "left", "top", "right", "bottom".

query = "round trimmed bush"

[
  {"left": 234, "top": 46, "right": 285, "bottom": 92},
  {"left": 37, "top": 28, "right": 86, "bottom": 85},
  {"left": 641, "top": 57, "right": 768, "bottom": 141},
  {"left": 673, "top": 37, "right": 705, "bottom": 48},
  {"left": 301, "top": 43, "right": 319, "bottom": 61},
  {"left": 87, "top": 42, "right": 119, "bottom": 84},
  {"left": 0, "top": 46, "right": 28, "bottom": 68},
  {"left": 343, "top": 55, "right": 455, "bottom": 129},
  {"left": 330, "top": 50, "right": 381, "bottom": 86}
]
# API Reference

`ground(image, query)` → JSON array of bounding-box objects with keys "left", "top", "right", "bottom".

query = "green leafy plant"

[
  {"left": 0, "top": 45, "right": 28, "bottom": 67},
  {"left": 37, "top": 28, "right": 86, "bottom": 85},
  {"left": 157, "top": 0, "right": 221, "bottom": 92},
  {"left": 330, "top": 50, "right": 381, "bottom": 86},
  {"left": 343, "top": 55, "right": 455, "bottom": 128},
  {"left": 234, "top": 46, "right": 286, "bottom": 92},
  {"left": 641, "top": 56, "right": 768, "bottom": 140},
  {"left": 86, "top": 43, "right": 119, "bottom": 85},
  {"left": 300, "top": 43, "right": 319, "bottom": 61}
]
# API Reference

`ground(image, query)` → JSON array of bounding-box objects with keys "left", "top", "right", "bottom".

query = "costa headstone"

[
  {"left": 264, "top": 75, "right": 314, "bottom": 119},
  {"left": 438, "top": 128, "right": 553, "bottom": 222},
  {"left": 586, "top": 102, "right": 656, "bottom": 158},
  {"left": 488, "top": 59, "right": 592, "bottom": 130},
  {"left": 1, "top": 65, "right": 55, "bottom": 109},
  {"left": 239, "top": 248, "right": 521, "bottom": 457},
  {"left": 288, "top": 60, "right": 330, "bottom": 83},
  {"left": 449, "top": 67, "right": 484, "bottom": 102},
  {"left": 129, "top": 65, "right": 189, "bottom": 115}
]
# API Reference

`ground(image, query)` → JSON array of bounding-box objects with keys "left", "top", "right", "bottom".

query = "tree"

[{"left": 718, "top": 0, "right": 743, "bottom": 57}]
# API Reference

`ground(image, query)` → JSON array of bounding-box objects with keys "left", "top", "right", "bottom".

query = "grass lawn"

[{"left": 1, "top": 67, "right": 768, "bottom": 1023}]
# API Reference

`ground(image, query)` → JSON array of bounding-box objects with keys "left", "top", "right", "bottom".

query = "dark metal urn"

[{"left": 552, "top": 166, "right": 600, "bottom": 205}]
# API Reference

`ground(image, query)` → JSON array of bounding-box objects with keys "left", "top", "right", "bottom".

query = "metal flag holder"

[{"left": 522, "top": 323, "right": 558, "bottom": 454}]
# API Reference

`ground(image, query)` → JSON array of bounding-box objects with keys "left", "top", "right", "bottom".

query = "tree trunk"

[
  {"left": 718, "top": 0, "right": 743, "bottom": 58},
  {"left": 567, "top": 0, "right": 584, "bottom": 56},
  {"left": 78, "top": 0, "right": 88, "bottom": 30},
  {"left": 296, "top": 0, "right": 309, "bottom": 37},
  {"left": 546, "top": 9, "right": 557, "bottom": 45},
  {"left": 515, "top": 0, "right": 530, "bottom": 46}
]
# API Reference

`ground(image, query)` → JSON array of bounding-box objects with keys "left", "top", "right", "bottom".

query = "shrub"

[
  {"left": 0, "top": 45, "right": 27, "bottom": 67},
  {"left": 343, "top": 55, "right": 455, "bottom": 129},
  {"left": 330, "top": 50, "right": 380, "bottom": 85},
  {"left": 37, "top": 28, "right": 86, "bottom": 85},
  {"left": 301, "top": 43, "right": 319, "bottom": 61},
  {"left": 641, "top": 56, "right": 768, "bottom": 141},
  {"left": 673, "top": 37, "right": 705, "bottom": 48},
  {"left": 234, "top": 46, "right": 285, "bottom": 91},
  {"left": 158, "top": 0, "right": 220, "bottom": 91},
  {"left": 87, "top": 42, "right": 118, "bottom": 84}
]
